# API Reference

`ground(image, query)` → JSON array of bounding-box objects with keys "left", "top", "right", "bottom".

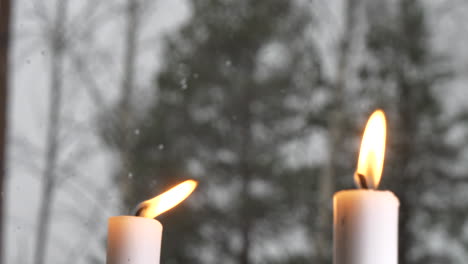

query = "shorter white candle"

[
  {"left": 107, "top": 216, "right": 162, "bottom": 264},
  {"left": 106, "top": 180, "right": 198, "bottom": 264}
]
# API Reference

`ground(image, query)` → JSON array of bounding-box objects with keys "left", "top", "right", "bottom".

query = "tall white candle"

[
  {"left": 106, "top": 180, "right": 197, "bottom": 264},
  {"left": 333, "top": 190, "right": 399, "bottom": 264},
  {"left": 333, "top": 110, "right": 399, "bottom": 264}
]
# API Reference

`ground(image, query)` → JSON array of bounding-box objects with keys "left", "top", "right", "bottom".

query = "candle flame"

[
  {"left": 136, "top": 179, "right": 198, "bottom": 218},
  {"left": 355, "top": 110, "right": 387, "bottom": 189}
]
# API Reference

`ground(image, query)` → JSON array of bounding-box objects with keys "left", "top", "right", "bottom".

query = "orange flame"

[
  {"left": 136, "top": 180, "right": 198, "bottom": 219},
  {"left": 355, "top": 110, "right": 387, "bottom": 189}
]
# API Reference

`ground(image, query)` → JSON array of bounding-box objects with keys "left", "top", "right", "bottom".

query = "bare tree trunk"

[
  {"left": 395, "top": 50, "right": 416, "bottom": 264},
  {"left": 0, "top": 0, "right": 11, "bottom": 262},
  {"left": 34, "top": 1, "right": 68, "bottom": 264},
  {"left": 396, "top": 85, "right": 413, "bottom": 264},
  {"left": 121, "top": 0, "right": 138, "bottom": 105},
  {"left": 239, "top": 87, "right": 253, "bottom": 264},
  {"left": 393, "top": 2, "right": 421, "bottom": 262},
  {"left": 315, "top": 0, "right": 360, "bottom": 262},
  {"left": 118, "top": 0, "right": 139, "bottom": 201}
]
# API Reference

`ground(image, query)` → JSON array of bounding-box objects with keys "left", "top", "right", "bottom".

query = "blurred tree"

[
  {"left": 116, "top": 0, "right": 139, "bottom": 199},
  {"left": 315, "top": 0, "right": 365, "bottom": 262},
  {"left": 102, "top": 0, "right": 325, "bottom": 263},
  {"left": 0, "top": 0, "right": 11, "bottom": 261},
  {"left": 34, "top": 1, "right": 69, "bottom": 264},
  {"left": 13, "top": 1, "right": 120, "bottom": 262},
  {"left": 362, "top": 0, "right": 462, "bottom": 262}
]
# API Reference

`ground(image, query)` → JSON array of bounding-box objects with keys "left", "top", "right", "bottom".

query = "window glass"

[{"left": 5, "top": 0, "right": 468, "bottom": 263}]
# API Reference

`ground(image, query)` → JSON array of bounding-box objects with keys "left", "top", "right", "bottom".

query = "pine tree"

[
  {"left": 362, "top": 0, "right": 462, "bottom": 262},
  {"left": 102, "top": 1, "right": 325, "bottom": 263}
]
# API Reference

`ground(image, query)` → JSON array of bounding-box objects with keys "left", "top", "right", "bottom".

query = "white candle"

[
  {"left": 106, "top": 180, "right": 198, "bottom": 264},
  {"left": 107, "top": 216, "right": 162, "bottom": 264},
  {"left": 333, "top": 190, "right": 399, "bottom": 264},
  {"left": 333, "top": 110, "right": 399, "bottom": 264}
]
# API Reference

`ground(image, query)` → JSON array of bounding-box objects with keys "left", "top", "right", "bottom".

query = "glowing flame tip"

[
  {"left": 355, "top": 110, "right": 387, "bottom": 189},
  {"left": 136, "top": 179, "right": 198, "bottom": 219}
]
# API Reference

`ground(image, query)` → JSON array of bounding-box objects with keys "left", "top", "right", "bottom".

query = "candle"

[
  {"left": 107, "top": 216, "right": 162, "bottom": 264},
  {"left": 333, "top": 110, "right": 399, "bottom": 264},
  {"left": 107, "top": 180, "right": 198, "bottom": 264}
]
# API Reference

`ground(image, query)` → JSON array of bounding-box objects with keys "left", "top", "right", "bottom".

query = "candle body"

[
  {"left": 333, "top": 190, "right": 399, "bottom": 264},
  {"left": 107, "top": 216, "right": 163, "bottom": 264}
]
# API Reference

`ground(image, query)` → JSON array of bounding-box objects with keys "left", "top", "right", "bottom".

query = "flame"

[
  {"left": 136, "top": 180, "right": 198, "bottom": 219},
  {"left": 354, "top": 110, "right": 387, "bottom": 189}
]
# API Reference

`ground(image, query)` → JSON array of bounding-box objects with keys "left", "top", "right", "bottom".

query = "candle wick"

[
  {"left": 357, "top": 173, "right": 369, "bottom": 189},
  {"left": 133, "top": 205, "right": 145, "bottom": 217}
]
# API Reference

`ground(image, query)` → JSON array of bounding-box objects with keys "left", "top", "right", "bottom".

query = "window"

[{"left": 4, "top": 0, "right": 468, "bottom": 263}]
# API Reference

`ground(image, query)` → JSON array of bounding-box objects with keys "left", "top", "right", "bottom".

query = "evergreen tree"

[
  {"left": 103, "top": 1, "right": 325, "bottom": 263},
  {"left": 362, "top": 0, "right": 462, "bottom": 262}
]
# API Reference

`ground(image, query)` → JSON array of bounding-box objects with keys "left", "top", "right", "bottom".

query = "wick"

[
  {"left": 133, "top": 205, "right": 145, "bottom": 217},
  {"left": 357, "top": 173, "right": 369, "bottom": 189}
]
